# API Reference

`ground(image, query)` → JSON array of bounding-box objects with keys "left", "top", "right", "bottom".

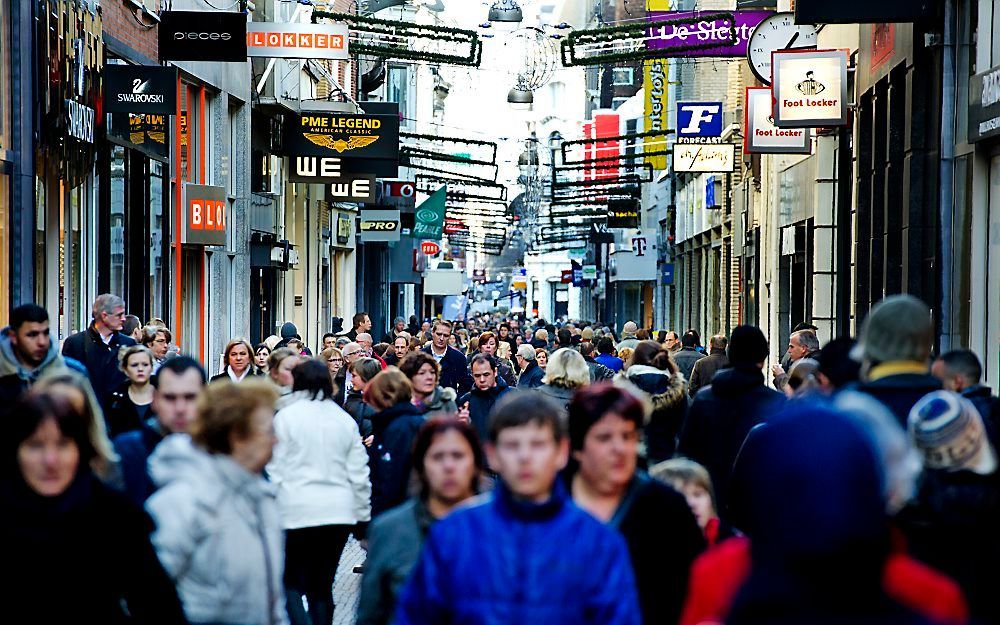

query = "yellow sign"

[
  {"left": 644, "top": 59, "right": 668, "bottom": 170},
  {"left": 646, "top": 0, "right": 671, "bottom": 9}
]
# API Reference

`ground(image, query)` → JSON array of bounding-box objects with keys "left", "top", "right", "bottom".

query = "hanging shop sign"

[
  {"left": 109, "top": 113, "right": 169, "bottom": 159},
  {"left": 677, "top": 101, "right": 723, "bottom": 139},
  {"left": 104, "top": 65, "right": 177, "bottom": 115},
  {"left": 286, "top": 111, "right": 400, "bottom": 160},
  {"left": 183, "top": 184, "right": 229, "bottom": 246},
  {"left": 771, "top": 49, "right": 849, "bottom": 128},
  {"left": 744, "top": 87, "right": 811, "bottom": 154},
  {"left": 643, "top": 59, "right": 668, "bottom": 169},
  {"left": 421, "top": 241, "right": 441, "bottom": 256},
  {"left": 607, "top": 197, "right": 640, "bottom": 229},
  {"left": 379, "top": 180, "right": 417, "bottom": 209},
  {"left": 247, "top": 22, "right": 349, "bottom": 60},
  {"left": 359, "top": 209, "right": 401, "bottom": 242},
  {"left": 337, "top": 213, "right": 352, "bottom": 244},
  {"left": 589, "top": 222, "right": 615, "bottom": 244},
  {"left": 327, "top": 175, "right": 377, "bottom": 203},
  {"left": 673, "top": 144, "right": 736, "bottom": 173},
  {"left": 582, "top": 264, "right": 598, "bottom": 281},
  {"left": 65, "top": 99, "right": 95, "bottom": 143},
  {"left": 794, "top": 0, "right": 937, "bottom": 24},
  {"left": 969, "top": 64, "right": 1000, "bottom": 143},
  {"left": 646, "top": 10, "right": 772, "bottom": 57},
  {"left": 159, "top": 11, "right": 248, "bottom": 62},
  {"left": 414, "top": 186, "right": 447, "bottom": 240}
]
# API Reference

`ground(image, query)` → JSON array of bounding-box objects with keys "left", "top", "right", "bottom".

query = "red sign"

[
  {"left": 383, "top": 181, "right": 415, "bottom": 197},
  {"left": 183, "top": 183, "right": 228, "bottom": 246},
  {"left": 420, "top": 240, "right": 441, "bottom": 256},
  {"left": 444, "top": 218, "right": 467, "bottom": 235},
  {"left": 560, "top": 269, "right": 574, "bottom": 284}
]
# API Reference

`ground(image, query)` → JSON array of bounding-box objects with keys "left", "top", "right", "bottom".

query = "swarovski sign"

[
  {"left": 65, "top": 99, "right": 95, "bottom": 143},
  {"left": 104, "top": 65, "right": 178, "bottom": 115}
]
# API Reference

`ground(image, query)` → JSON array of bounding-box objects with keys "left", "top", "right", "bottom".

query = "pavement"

[{"left": 332, "top": 537, "right": 367, "bottom": 625}]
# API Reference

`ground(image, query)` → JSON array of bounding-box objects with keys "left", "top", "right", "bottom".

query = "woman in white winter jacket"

[
  {"left": 266, "top": 358, "right": 372, "bottom": 625},
  {"left": 146, "top": 379, "right": 287, "bottom": 625}
]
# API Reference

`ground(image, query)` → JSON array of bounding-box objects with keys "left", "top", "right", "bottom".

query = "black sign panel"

[
  {"left": 970, "top": 65, "right": 1000, "bottom": 143},
  {"left": 159, "top": 11, "right": 248, "bottom": 62},
  {"left": 607, "top": 198, "right": 640, "bottom": 229},
  {"left": 286, "top": 112, "right": 400, "bottom": 161},
  {"left": 110, "top": 113, "right": 170, "bottom": 159},
  {"left": 105, "top": 65, "right": 177, "bottom": 114},
  {"left": 589, "top": 222, "right": 615, "bottom": 244},
  {"left": 795, "top": 0, "right": 937, "bottom": 23}
]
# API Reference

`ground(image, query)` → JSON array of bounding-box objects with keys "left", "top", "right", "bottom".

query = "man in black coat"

[
  {"left": 688, "top": 334, "right": 730, "bottom": 397},
  {"left": 677, "top": 325, "right": 784, "bottom": 517},
  {"left": 422, "top": 320, "right": 472, "bottom": 395},
  {"left": 932, "top": 349, "right": 998, "bottom": 425},
  {"left": 457, "top": 354, "right": 511, "bottom": 444},
  {"left": 673, "top": 331, "right": 705, "bottom": 383},
  {"left": 61, "top": 293, "right": 137, "bottom": 410}
]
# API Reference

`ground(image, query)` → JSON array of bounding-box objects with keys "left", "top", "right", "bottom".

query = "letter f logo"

[{"left": 679, "top": 103, "right": 722, "bottom": 137}]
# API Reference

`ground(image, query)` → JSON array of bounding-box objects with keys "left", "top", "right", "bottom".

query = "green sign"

[{"left": 414, "top": 185, "right": 447, "bottom": 240}]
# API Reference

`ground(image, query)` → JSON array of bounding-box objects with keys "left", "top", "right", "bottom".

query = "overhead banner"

[
  {"left": 287, "top": 111, "right": 400, "bottom": 161},
  {"left": 772, "top": 49, "right": 850, "bottom": 127},
  {"left": 744, "top": 87, "right": 811, "bottom": 154},
  {"left": 183, "top": 184, "right": 228, "bottom": 246},
  {"left": 646, "top": 10, "right": 772, "bottom": 57},
  {"left": 159, "top": 11, "right": 247, "bottom": 62},
  {"left": 643, "top": 59, "right": 668, "bottom": 169},
  {"left": 673, "top": 144, "right": 737, "bottom": 173},
  {"left": 104, "top": 65, "right": 177, "bottom": 114},
  {"left": 969, "top": 64, "right": 1000, "bottom": 143},
  {"left": 414, "top": 186, "right": 447, "bottom": 240},
  {"left": 607, "top": 197, "right": 640, "bottom": 229},
  {"left": 359, "top": 209, "right": 401, "bottom": 242},
  {"left": 247, "top": 22, "right": 349, "bottom": 60}
]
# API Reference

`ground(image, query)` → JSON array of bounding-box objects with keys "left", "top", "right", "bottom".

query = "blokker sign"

[
  {"left": 246, "top": 22, "right": 349, "bottom": 60},
  {"left": 771, "top": 49, "right": 849, "bottom": 127}
]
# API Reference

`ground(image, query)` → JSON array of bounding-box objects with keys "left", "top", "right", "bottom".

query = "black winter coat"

[
  {"left": 0, "top": 472, "right": 186, "bottom": 625},
  {"left": 112, "top": 419, "right": 166, "bottom": 507},
  {"left": 344, "top": 389, "right": 375, "bottom": 438},
  {"left": 677, "top": 366, "right": 784, "bottom": 515},
  {"left": 370, "top": 402, "right": 426, "bottom": 517},
  {"left": 672, "top": 347, "right": 705, "bottom": 383},
  {"left": 105, "top": 382, "right": 154, "bottom": 439},
  {"left": 518, "top": 360, "right": 546, "bottom": 389},
  {"left": 61, "top": 325, "right": 137, "bottom": 410},
  {"left": 857, "top": 372, "right": 941, "bottom": 428},
  {"left": 619, "top": 365, "right": 688, "bottom": 463},
  {"left": 458, "top": 377, "right": 512, "bottom": 443},
  {"left": 423, "top": 345, "right": 473, "bottom": 395}
]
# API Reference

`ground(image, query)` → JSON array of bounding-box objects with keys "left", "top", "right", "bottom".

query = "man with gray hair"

[
  {"left": 356, "top": 332, "right": 387, "bottom": 368},
  {"left": 515, "top": 343, "right": 545, "bottom": 389},
  {"left": 771, "top": 329, "right": 820, "bottom": 392},
  {"left": 62, "top": 293, "right": 137, "bottom": 410}
]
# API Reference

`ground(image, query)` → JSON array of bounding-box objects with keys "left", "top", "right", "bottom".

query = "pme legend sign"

[{"left": 287, "top": 112, "right": 400, "bottom": 160}]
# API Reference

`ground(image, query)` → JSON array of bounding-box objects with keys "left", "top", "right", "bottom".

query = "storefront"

[{"left": 0, "top": 0, "right": 12, "bottom": 325}]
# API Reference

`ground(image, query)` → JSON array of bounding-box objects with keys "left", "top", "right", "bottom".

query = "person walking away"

[
  {"left": 146, "top": 379, "right": 287, "bottom": 625},
  {"left": 813, "top": 336, "right": 862, "bottom": 394},
  {"left": 62, "top": 293, "right": 137, "bottom": 411},
  {"left": 566, "top": 385, "right": 705, "bottom": 625},
  {"left": 537, "top": 348, "right": 590, "bottom": 412},
  {"left": 457, "top": 354, "right": 511, "bottom": 444},
  {"left": 105, "top": 345, "right": 156, "bottom": 437},
  {"left": 677, "top": 325, "right": 783, "bottom": 516},
  {"left": 618, "top": 340, "right": 688, "bottom": 463},
  {"left": 344, "top": 358, "right": 380, "bottom": 440},
  {"left": 672, "top": 331, "right": 705, "bottom": 383},
  {"left": 0, "top": 303, "right": 70, "bottom": 415},
  {"left": 1, "top": 391, "right": 187, "bottom": 625},
  {"left": 932, "top": 349, "right": 998, "bottom": 427},
  {"left": 595, "top": 337, "right": 624, "bottom": 373},
  {"left": 267, "top": 360, "right": 371, "bottom": 625},
  {"left": 113, "top": 357, "right": 205, "bottom": 506},
  {"left": 395, "top": 392, "right": 642, "bottom": 625},
  {"left": 357, "top": 418, "right": 484, "bottom": 625},
  {"left": 617, "top": 321, "right": 640, "bottom": 351},
  {"left": 422, "top": 320, "right": 472, "bottom": 395},
  {"left": 855, "top": 295, "right": 942, "bottom": 426},
  {"left": 123, "top": 314, "right": 143, "bottom": 342},
  {"left": 770, "top": 330, "right": 820, "bottom": 392},
  {"left": 210, "top": 339, "right": 257, "bottom": 384},
  {"left": 366, "top": 369, "right": 427, "bottom": 517},
  {"left": 688, "top": 334, "right": 730, "bottom": 397},
  {"left": 399, "top": 352, "right": 457, "bottom": 419},
  {"left": 383, "top": 317, "right": 408, "bottom": 344},
  {"left": 514, "top": 344, "right": 546, "bottom": 389},
  {"left": 650, "top": 458, "right": 734, "bottom": 547},
  {"left": 579, "top": 341, "right": 614, "bottom": 383}
]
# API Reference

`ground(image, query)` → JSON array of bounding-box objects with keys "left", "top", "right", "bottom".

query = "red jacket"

[{"left": 680, "top": 537, "right": 968, "bottom": 625}]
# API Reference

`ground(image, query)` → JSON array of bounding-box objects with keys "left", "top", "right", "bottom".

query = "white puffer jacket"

[{"left": 146, "top": 435, "right": 288, "bottom": 625}]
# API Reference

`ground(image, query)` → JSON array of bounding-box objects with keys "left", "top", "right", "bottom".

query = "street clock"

[{"left": 747, "top": 12, "right": 818, "bottom": 85}]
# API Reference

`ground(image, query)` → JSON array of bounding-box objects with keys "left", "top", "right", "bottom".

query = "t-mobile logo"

[{"left": 678, "top": 102, "right": 723, "bottom": 137}]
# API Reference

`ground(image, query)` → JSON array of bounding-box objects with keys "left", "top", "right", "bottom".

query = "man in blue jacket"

[
  {"left": 422, "top": 319, "right": 472, "bottom": 395},
  {"left": 395, "top": 392, "right": 642, "bottom": 625}
]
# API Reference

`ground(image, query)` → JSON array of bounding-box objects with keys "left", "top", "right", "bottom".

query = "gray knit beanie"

[{"left": 853, "top": 294, "right": 933, "bottom": 364}]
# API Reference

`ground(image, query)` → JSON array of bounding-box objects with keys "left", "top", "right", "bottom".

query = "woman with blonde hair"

[
  {"left": 105, "top": 345, "right": 156, "bottom": 437},
  {"left": 366, "top": 368, "right": 426, "bottom": 516},
  {"left": 210, "top": 339, "right": 256, "bottom": 384},
  {"left": 537, "top": 348, "right": 591, "bottom": 409},
  {"left": 267, "top": 347, "right": 302, "bottom": 408}
]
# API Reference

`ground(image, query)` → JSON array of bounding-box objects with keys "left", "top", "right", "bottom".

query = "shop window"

[
  {"left": 612, "top": 67, "right": 634, "bottom": 86},
  {"left": 386, "top": 64, "right": 413, "bottom": 129}
]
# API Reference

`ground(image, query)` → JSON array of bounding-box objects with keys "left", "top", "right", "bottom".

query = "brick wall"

[{"left": 103, "top": 0, "right": 160, "bottom": 63}]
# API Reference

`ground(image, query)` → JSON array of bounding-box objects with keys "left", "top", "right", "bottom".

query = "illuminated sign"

[
  {"left": 744, "top": 87, "right": 811, "bottom": 154},
  {"left": 287, "top": 112, "right": 400, "bottom": 161},
  {"left": 246, "top": 22, "right": 349, "bottom": 60}
]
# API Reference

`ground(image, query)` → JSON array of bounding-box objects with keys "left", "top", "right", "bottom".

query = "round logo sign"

[
  {"left": 421, "top": 241, "right": 441, "bottom": 256},
  {"left": 416, "top": 209, "right": 438, "bottom": 222}
]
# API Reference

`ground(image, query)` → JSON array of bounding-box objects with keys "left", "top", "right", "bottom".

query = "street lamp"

[
  {"left": 488, "top": 0, "right": 524, "bottom": 23},
  {"left": 507, "top": 87, "right": 534, "bottom": 105}
]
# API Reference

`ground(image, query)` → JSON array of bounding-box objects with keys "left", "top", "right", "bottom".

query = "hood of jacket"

[
  {"left": 372, "top": 401, "right": 424, "bottom": 431},
  {"left": 425, "top": 385, "right": 457, "bottom": 411},
  {"left": 710, "top": 365, "right": 767, "bottom": 397},
  {"left": 0, "top": 327, "right": 66, "bottom": 383},
  {"left": 622, "top": 364, "right": 687, "bottom": 407},
  {"left": 148, "top": 434, "right": 273, "bottom": 501}
]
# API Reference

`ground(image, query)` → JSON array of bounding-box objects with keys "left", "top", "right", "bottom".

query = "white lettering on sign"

[
  {"left": 982, "top": 68, "right": 1000, "bottom": 108},
  {"left": 330, "top": 178, "right": 372, "bottom": 198},
  {"left": 295, "top": 156, "right": 341, "bottom": 178},
  {"left": 679, "top": 104, "right": 721, "bottom": 134},
  {"left": 65, "top": 99, "right": 95, "bottom": 143}
]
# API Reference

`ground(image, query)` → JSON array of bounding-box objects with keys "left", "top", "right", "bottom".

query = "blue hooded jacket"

[{"left": 395, "top": 479, "right": 641, "bottom": 625}]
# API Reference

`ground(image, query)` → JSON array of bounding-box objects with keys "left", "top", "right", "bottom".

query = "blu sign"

[{"left": 677, "top": 102, "right": 723, "bottom": 138}]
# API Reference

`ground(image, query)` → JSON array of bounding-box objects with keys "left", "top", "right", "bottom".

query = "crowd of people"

[{"left": 1, "top": 292, "right": 999, "bottom": 625}]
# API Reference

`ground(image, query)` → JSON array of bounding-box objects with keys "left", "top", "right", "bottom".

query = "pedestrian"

[
  {"left": 514, "top": 343, "right": 546, "bottom": 389},
  {"left": 139, "top": 325, "right": 172, "bottom": 373},
  {"left": 617, "top": 321, "right": 640, "bottom": 350},
  {"left": 345, "top": 312, "right": 372, "bottom": 342},
  {"left": 113, "top": 357, "right": 205, "bottom": 506},
  {"left": 395, "top": 392, "right": 642, "bottom": 625},
  {"left": 0, "top": 303, "right": 70, "bottom": 414},
  {"left": 677, "top": 325, "right": 783, "bottom": 516},
  {"left": 537, "top": 348, "right": 590, "bottom": 412},
  {"left": 855, "top": 294, "right": 942, "bottom": 426},
  {"left": 664, "top": 330, "right": 681, "bottom": 353},
  {"left": 931, "top": 349, "right": 997, "bottom": 425},
  {"left": 276, "top": 321, "right": 309, "bottom": 354},
  {"left": 566, "top": 384, "right": 705, "bottom": 625},
  {"left": 399, "top": 351, "right": 458, "bottom": 419},
  {"left": 771, "top": 329, "right": 820, "bottom": 391},
  {"left": 367, "top": 369, "right": 426, "bottom": 517},
  {"left": 812, "top": 336, "right": 861, "bottom": 394},
  {"left": 322, "top": 333, "right": 338, "bottom": 351},
  {"left": 123, "top": 314, "right": 143, "bottom": 342},
  {"left": 422, "top": 320, "right": 472, "bottom": 395},
  {"left": 578, "top": 341, "right": 614, "bottom": 383},
  {"left": 61, "top": 293, "right": 137, "bottom": 410},
  {"left": 357, "top": 333, "right": 387, "bottom": 368},
  {"left": 267, "top": 346, "right": 301, "bottom": 401},
  {"left": 105, "top": 345, "right": 156, "bottom": 438},
  {"left": 357, "top": 418, "right": 484, "bottom": 625},
  {"left": 344, "top": 358, "right": 380, "bottom": 440},
  {"left": 784, "top": 358, "right": 821, "bottom": 399},
  {"left": 147, "top": 379, "right": 286, "bottom": 625},
  {"left": 618, "top": 340, "right": 688, "bottom": 463},
  {"left": 384, "top": 333, "right": 411, "bottom": 367},
  {"left": 1, "top": 391, "right": 187, "bottom": 625},
  {"left": 384, "top": 317, "right": 408, "bottom": 344},
  {"left": 535, "top": 347, "right": 549, "bottom": 370},
  {"left": 595, "top": 337, "right": 624, "bottom": 373},
  {"left": 255, "top": 342, "right": 272, "bottom": 375},
  {"left": 457, "top": 354, "right": 512, "bottom": 444},
  {"left": 335, "top": 342, "right": 364, "bottom": 406},
  {"left": 268, "top": 360, "right": 371, "bottom": 625},
  {"left": 496, "top": 341, "right": 516, "bottom": 378},
  {"left": 531, "top": 328, "right": 549, "bottom": 349},
  {"left": 210, "top": 339, "right": 257, "bottom": 384},
  {"left": 650, "top": 458, "right": 733, "bottom": 547},
  {"left": 471, "top": 331, "right": 517, "bottom": 387},
  {"left": 672, "top": 330, "right": 705, "bottom": 383},
  {"left": 688, "top": 334, "right": 730, "bottom": 396},
  {"left": 320, "top": 346, "right": 343, "bottom": 380}
]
